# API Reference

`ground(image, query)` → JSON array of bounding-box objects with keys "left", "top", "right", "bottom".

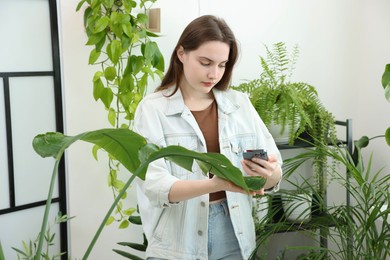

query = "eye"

[
  {"left": 200, "top": 61, "right": 211, "bottom": 66},
  {"left": 219, "top": 63, "right": 227, "bottom": 68}
]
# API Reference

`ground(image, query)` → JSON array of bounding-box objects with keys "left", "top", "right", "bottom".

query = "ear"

[{"left": 177, "top": 46, "right": 185, "bottom": 62}]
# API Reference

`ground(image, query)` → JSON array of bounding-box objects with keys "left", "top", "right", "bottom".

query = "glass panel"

[
  {"left": 0, "top": 203, "right": 61, "bottom": 259},
  {"left": 0, "top": 78, "right": 10, "bottom": 209},
  {"left": 9, "top": 77, "right": 58, "bottom": 205},
  {"left": 0, "top": 0, "right": 53, "bottom": 72}
]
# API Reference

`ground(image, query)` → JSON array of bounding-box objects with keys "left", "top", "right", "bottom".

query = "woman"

[{"left": 134, "top": 15, "right": 282, "bottom": 260}]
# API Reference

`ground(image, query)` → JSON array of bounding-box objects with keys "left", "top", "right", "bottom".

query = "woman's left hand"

[{"left": 241, "top": 154, "right": 281, "bottom": 192}]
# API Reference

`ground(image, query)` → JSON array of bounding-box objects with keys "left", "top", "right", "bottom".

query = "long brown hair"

[{"left": 156, "top": 15, "right": 239, "bottom": 95}]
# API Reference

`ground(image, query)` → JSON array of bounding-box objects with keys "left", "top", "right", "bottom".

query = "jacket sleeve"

[{"left": 133, "top": 98, "right": 179, "bottom": 208}]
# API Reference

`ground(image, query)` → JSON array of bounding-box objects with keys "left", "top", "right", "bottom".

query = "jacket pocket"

[
  {"left": 165, "top": 134, "right": 198, "bottom": 178},
  {"left": 228, "top": 134, "right": 258, "bottom": 168}
]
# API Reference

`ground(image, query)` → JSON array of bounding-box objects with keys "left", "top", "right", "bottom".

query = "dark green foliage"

[
  {"left": 232, "top": 42, "right": 336, "bottom": 147},
  {"left": 244, "top": 176, "right": 267, "bottom": 191}
]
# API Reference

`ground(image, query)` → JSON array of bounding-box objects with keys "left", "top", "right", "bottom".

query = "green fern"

[{"left": 231, "top": 42, "right": 338, "bottom": 195}]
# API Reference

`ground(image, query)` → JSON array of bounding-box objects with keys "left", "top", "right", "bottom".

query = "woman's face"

[{"left": 177, "top": 41, "right": 229, "bottom": 96}]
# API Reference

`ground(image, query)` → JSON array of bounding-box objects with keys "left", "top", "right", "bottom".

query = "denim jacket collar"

[{"left": 163, "top": 86, "right": 240, "bottom": 116}]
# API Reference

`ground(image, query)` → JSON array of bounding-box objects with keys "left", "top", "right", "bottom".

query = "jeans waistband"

[{"left": 209, "top": 198, "right": 229, "bottom": 216}]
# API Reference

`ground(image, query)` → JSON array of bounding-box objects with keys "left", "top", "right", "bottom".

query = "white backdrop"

[{"left": 59, "top": 0, "right": 390, "bottom": 259}]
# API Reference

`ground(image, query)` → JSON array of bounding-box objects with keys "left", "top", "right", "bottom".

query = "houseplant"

[
  {"left": 277, "top": 61, "right": 390, "bottom": 257},
  {"left": 76, "top": 0, "right": 165, "bottom": 227},
  {"left": 231, "top": 42, "right": 337, "bottom": 200},
  {"left": 7, "top": 128, "right": 265, "bottom": 259},
  {"left": 231, "top": 42, "right": 337, "bottom": 147},
  {"left": 250, "top": 63, "right": 390, "bottom": 260}
]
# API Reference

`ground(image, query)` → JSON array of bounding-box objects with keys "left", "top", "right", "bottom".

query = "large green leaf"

[
  {"left": 32, "top": 128, "right": 267, "bottom": 259},
  {"left": 33, "top": 129, "right": 267, "bottom": 191},
  {"left": 137, "top": 145, "right": 251, "bottom": 192},
  {"left": 33, "top": 129, "right": 147, "bottom": 173},
  {"left": 33, "top": 132, "right": 76, "bottom": 159}
]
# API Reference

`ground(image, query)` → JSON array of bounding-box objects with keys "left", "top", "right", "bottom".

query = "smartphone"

[{"left": 243, "top": 149, "right": 268, "bottom": 161}]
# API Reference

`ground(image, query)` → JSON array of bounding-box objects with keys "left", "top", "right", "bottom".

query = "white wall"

[{"left": 59, "top": 0, "right": 390, "bottom": 259}]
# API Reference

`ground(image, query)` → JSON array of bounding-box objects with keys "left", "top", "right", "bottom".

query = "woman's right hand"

[{"left": 211, "top": 175, "right": 255, "bottom": 195}]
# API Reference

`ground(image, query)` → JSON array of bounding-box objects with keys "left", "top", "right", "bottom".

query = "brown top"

[{"left": 191, "top": 100, "right": 226, "bottom": 201}]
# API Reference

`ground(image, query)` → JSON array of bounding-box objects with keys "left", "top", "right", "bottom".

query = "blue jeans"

[
  {"left": 147, "top": 199, "right": 243, "bottom": 260},
  {"left": 208, "top": 199, "right": 243, "bottom": 260}
]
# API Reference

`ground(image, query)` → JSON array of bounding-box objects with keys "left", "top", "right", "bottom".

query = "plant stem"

[
  {"left": 82, "top": 168, "right": 140, "bottom": 259},
  {"left": 35, "top": 157, "right": 61, "bottom": 260},
  {"left": 369, "top": 135, "right": 385, "bottom": 141}
]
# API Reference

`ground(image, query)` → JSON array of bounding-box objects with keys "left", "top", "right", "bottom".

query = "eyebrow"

[{"left": 199, "top": 56, "right": 229, "bottom": 63}]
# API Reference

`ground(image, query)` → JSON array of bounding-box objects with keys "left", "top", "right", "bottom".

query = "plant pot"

[
  {"left": 268, "top": 122, "right": 290, "bottom": 145},
  {"left": 281, "top": 191, "right": 312, "bottom": 223},
  {"left": 268, "top": 122, "right": 300, "bottom": 145}
]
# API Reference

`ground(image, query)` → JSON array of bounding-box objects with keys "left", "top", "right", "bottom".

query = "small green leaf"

[
  {"left": 93, "top": 16, "right": 110, "bottom": 33},
  {"left": 108, "top": 108, "right": 116, "bottom": 127},
  {"left": 381, "top": 64, "right": 390, "bottom": 89},
  {"left": 118, "top": 219, "right": 129, "bottom": 229},
  {"left": 121, "top": 33, "right": 131, "bottom": 50},
  {"left": 119, "top": 75, "right": 134, "bottom": 93},
  {"left": 113, "top": 179, "right": 125, "bottom": 190},
  {"left": 102, "top": 0, "right": 114, "bottom": 8},
  {"left": 385, "top": 127, "right": 390, "bottom": 146},
  {"left": 117, "top": 241, "right": 147, "bottom": 251},
  {"left": 95, "top": 35, "right": 106, "bottom": 52},
  {"left": 355, "top": 136, "right": 369, "bottom": 149},
  {"left": 122, "top": 23, "right": 132, "bottom": 38},
  {"left": 106, "top": 216, "right": 115, "bottom": 226},
  {"left": 86, "top": 31, "right": 105, "bottom": 45},
  {"left": 128, "top": 215, "right": 142, "bottom": 225},
  {"left": 122, "top": 208, "right": 136, "bottom": 216},
  {"left": 107, "top": 40, "right": 122, "bottom": 64},
  {"left": 104, "top": 66, "right": 117, "bottom": 81},
  {"left": 125, "top": 55, "right": 144, "bottom": 75},
  {"left": 100, "top": 87, "right": 114, "bottom": 109},
  {"left": 92, "top": 144, "right": 100, "bottom": 160},
  {"left": 93, "top": 78, "right": 105, "bottom": 101},
  {"left": 93, "top": 71, "right": 103, "bottom": 82},
  {"left": 12, "top": 247, "right": 28, "bottom": 257},
  {"left": 88, "top": 49, "right": 101, "bottom": 64},
  {"left": 384, "top": 84, "right": 390, "bottom": 103},
  {"left": 137, "top": 13, "right": 148, "bottom": 24},
  {"left": 112, "top": 249, "right": 144, "bottom": 260},
  {"left": 76, "top": 0, "right": 87, "bottom": 11}
]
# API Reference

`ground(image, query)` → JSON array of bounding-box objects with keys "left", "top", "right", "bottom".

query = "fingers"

[
  {"left": 241, "top": 160, "right": 271, "bottom": 178},
  {"left": 212, "top": 175, "right": 256, "bottom": 196}
]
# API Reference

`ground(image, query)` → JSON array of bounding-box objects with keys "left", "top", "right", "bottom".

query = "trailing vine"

[{"left": 76, "top": 0, "right": 164, "bottom": 228}]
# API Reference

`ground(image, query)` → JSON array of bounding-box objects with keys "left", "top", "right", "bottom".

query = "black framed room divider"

[{"left": 0, "top": 0, "right": 67, "bottom": 258}]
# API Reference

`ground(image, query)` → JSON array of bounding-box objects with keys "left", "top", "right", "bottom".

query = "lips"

[{"left": 202, "top": 82, "right": 213, "bottom": 87}]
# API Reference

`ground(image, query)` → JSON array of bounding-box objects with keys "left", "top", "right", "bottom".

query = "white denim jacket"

[{"left": 133, "top": 87, "right": 282, "bottom": 260}]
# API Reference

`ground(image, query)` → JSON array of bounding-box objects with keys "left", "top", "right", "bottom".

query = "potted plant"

[
  {"left": 250, "top": 63, "right": 390, "bottom": 260},
  {"left": 232, "top": 42, "right": 337, "bottom": 201},
  {"left": 0, "top": 128, "right": 266, "bottom": 259},
  {"left": 280, "top": 189, "right": 312, "bottom": 223},
  {"left": 231, "top": 42, "right": 336, "bottom": 146}
]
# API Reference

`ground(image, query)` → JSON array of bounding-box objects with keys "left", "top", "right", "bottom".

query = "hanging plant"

[{"left": 76, "top": 0, "right": 165, "bottom": 228}]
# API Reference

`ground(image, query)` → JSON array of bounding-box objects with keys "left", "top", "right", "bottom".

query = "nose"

[{"left": 208, "top": 65, "right": 220, "bottom": 81}]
